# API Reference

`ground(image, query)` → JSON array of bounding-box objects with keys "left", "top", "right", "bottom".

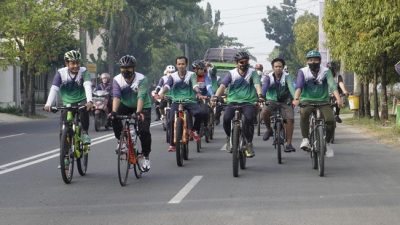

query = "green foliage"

[
  {"left": 0, "top": 105, "right": 23, "bottom": 116},
  {"left": 293, "top": 12, "right": 318, "bottom": 64}
]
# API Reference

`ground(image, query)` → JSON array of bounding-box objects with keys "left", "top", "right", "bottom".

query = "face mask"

[
  {"left": 308, "top": 63, "right": 320, "bottom": 72},
  {"left": 256, "top": 70, "right": 262, "bottom": 76},
  {"left": 239, "top": 63, "right": 250, "bottom": 72},
  {"left": 122, "top": 71, "right": 134, "bottom": 79}
]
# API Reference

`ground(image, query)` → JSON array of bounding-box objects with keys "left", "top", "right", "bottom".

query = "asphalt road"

[{"left": 1, "top": 112, "right": 400, "bottom": 225}]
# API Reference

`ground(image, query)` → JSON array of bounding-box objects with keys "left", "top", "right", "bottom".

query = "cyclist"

[
  {"left": 110, "top": 55, "right": 152, "bottom": 171},
  {"left": 292, "top": 50, "right": 343, "bottom": 158},
  {"left": 153, "top": 65, "right": 175, "bottom": 120},
  {"left": 261, "top": 57, "right": 296, "bottom": 152},
  {"left": 157, "top": 56, "right": 208, "bottom": 152},
  {"left": 327, "top": 61, "right": 349, "bottom": 123},
  {"left": 95, "top": 73, "right": 112, "bottom": 113},
  {"left": 212, "top": 51, "right": 264, "bottom": 158},
  {"left": 206, "top": 62, "right": 223, "bottom": 125},
  {"left": 44, "top": 50, "right": 93, "bottom": 145}
]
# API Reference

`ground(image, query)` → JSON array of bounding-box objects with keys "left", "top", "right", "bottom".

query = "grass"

[
  {"left": 343, "top": 113, "right": 400, "bottom": 148},
  {"left": 0, "top": 106, "right": 23, "bottom": 116}
]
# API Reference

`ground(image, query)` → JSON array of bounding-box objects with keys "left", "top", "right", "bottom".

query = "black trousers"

[
  {"left": 223, "top": 103, "right": 256, "bottom": 143},
  {"left": 112, "top": 104, "right": 152, "bottom": 157}
]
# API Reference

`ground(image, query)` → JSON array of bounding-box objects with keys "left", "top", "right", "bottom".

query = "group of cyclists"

[{"left": 44, "top": 48, "right": 349, "bottom": 175}]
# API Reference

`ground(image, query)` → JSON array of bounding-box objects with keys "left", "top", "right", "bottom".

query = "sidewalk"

[{"left": 0, "top": 105, "right": 59, "bottom": 123}]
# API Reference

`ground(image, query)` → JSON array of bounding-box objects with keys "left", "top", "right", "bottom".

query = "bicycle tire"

[
  {"left": 165, "top": 110, "right": 170, "bottom": 143},
  {"left": 175, "top": 118, "right": 184, "bottom": 167},
  {"left": 183, "top": 143, "right": 189, "bottom": 160},
  {"left": 276, "top": 121, "right": 282, "bottom": 164},
  {"left": 257, "top": 111, "right": 261, "bottom": 136},
  {"left": 317, "top": 125, "right": 326, "bottom": 177},
  {"left": 76, "top": 145, "right": 88, "bottom": 176},
  {"left": 60, "top": 128, "right": 74, "bottom": 184},
  {"left": 133, "top": 137, "right": 142, "bottom": 179},
  {"left": 117, "top": 132, "right": 130, "bottom": 186},
  {"left": 210, "top": 112, "right": 214, "bottom": 140},
  {"left": 239, "top": 134, "right": 246, "bottom": 170},
  {"left": 232, "top": 123, "right": 240, "bottom": 177},
  {"left": 94, "top": 114, "right": 101, "bottom": 132}
]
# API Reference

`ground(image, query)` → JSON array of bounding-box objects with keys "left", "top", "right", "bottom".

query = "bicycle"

[
  {"left": 172, "top": 100, "right": 191, "bottom": 167},
  {"left": 266, "top": 102, "right": 286, "bottom": 164},
  {"left": 256, "top": 102, "right": 264, "bottom": 136},
  {"left": 230, "top": 104, "right": 248, "bottom": 177},
  {"left": 198, "top": 98, "right": 214, "bottom": 151},
  {"left": 162, "top": 97, "right": 172, "bottom": 143},
  {"left": 116, "top": 114, "right": 143, "bottom": 186},
  {"left": 300, "top": 102, "right": 330, "bottom": 177},
  {"left": 51, "top": 104, "right": 90, "bottom": 184}
]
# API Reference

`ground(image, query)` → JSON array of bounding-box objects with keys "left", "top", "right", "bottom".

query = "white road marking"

[
  {"left": 0, "top": 122, "right": 162, "bottom": 175},
  {"left": 0, "top": 133, "right": 26, "bottom": 139},
  {"left": 168, "top": 175, "right": 203, "bottom": 204}
]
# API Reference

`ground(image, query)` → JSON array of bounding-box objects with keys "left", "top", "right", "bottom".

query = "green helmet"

[
  {"left": 64, "top": 50, "right": 81, "bottom": 62},
  {"left": 306, "top": 50, "right": 321, "bottom": 59}
]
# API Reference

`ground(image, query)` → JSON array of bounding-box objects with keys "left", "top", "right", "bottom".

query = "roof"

[{"left": 203, "top": 48, "right": 239, "bottom": 63}]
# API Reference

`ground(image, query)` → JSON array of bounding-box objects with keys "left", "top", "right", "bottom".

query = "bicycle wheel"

[
  {"left": 209, "top": 112, "right": 214, "bottom": 140},
  {"left": 276, "top": 122, "right": 282, "bottom": 164},
  {"left": 183, "top": 143, "right": 189, "bottom": 160},
  {"left": 117, "top": 131, "right": 130, "bottom": 186},
  {"left": 165, "top": 110, "right": 170, "bottom": 143},
  {"left": 77, "top": 143, "right": 88, "bottom": 176},
  {"left": 60, "top": 128, "right": 74, "bottom": 184},
  {"left": 239, "top": 133, "right": 246, "bottom": 170},
  {"left": 94, "top": 114, "right": 101, "bottom": 132},
  {"left": 317, "top": 125, "right": 326, "bottom": 177},
  {"left": 175, "top": 118, "right": 184, "bottom": 167},
  {"left": 232, "top": 123, "right": 240, "bottom": 177}
]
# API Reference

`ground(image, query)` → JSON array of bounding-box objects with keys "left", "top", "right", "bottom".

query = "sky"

[{"left": 198, "top": 0, "right": 320, "bottom": 69}]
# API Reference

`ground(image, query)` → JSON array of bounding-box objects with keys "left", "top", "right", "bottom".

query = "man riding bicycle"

[
  {"left": 110, "top": 55, "right": 152, "bottom": 171},
  {"left": 213, "top": 51, "right": 264, "bottom": 158},
  {"left": 157, "top": 56, "right": 208, "bottom": 152},
  {"left": 206, "top": 62, "right": 223, "bottom": 125},
  {"left": 44, "top": 50, "right": 93, "bottom": 145},
  {"left": 153, "top": 65, "right": 176, "bottom": 121},
  {"left": 261, "top": 57, "right": 296, "bottom": 152},
  {"left": 327, "top": 61, "right": 349, "bottom": 123},
  {"left": 292, "top": 50, "right": 343, "bottom": 158}
]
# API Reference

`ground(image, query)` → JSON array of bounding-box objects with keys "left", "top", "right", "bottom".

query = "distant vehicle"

[{"left": 203, "top": 48, "right": 238, "bottom": 79}]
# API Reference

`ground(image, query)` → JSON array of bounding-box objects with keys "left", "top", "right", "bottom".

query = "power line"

[
  {"left": 221, "top": 11, "right": 266, "bottom": 19},
  {"left": 222, "top": 4, "right": 268, "bottom": 12}
]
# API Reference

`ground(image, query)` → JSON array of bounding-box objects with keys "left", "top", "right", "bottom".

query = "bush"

[{"left": 0, "top": 106, "right": 23, "bottom": 116}]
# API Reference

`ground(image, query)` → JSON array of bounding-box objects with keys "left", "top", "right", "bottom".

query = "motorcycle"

[{"left": 93, "top": 90, "right": 111, "bottom": 132}]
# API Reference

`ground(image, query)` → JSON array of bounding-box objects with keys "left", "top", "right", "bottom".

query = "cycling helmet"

[
  {"left": 306, "top": 50, "right": 321, "bottom": 59},
  {"left": 100, "top": 73, "right": 110, "bottom": 79},
  {"left": 234, "top": 51, "right": 250, "bottom": 62},
  {"left": 165, "top": 65, "right": 176, "bottom": 73},
  {"left": 64, "top": 50, "right": 81, "bottom": 62},
  {"left": 118, "top": 55, "right": 136, "bottom": 67},
  {"left": 271, "top": 57, "right": 286, "bottom": 67},
  {"left": 191, "top": 60, "right": 206, "bottom": 70}
]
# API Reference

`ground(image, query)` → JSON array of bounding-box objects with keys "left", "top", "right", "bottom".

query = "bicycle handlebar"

[
  {"left": 299, "top": 102, "right": 331, "bottom": 108},
  {"left": 50, "top": 105, "right": 86, "bottom": 113}
]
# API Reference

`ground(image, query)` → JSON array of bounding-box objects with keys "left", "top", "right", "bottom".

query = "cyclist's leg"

[
  {"left": 261, "top": 102, "right": 275, "bottom": 140},
  {"left": 185, "top": 103, "right": 207, "bottom": 133},
  {"left": 215, "top": 104, "right": 223, "bottom": 125},
  {"left": 138, "top": 108, "right": 152, "bottom": 157},
  {"left": 241, "top": 104, "right": 256, "bottom": 143},
  {"left": 299, "top": 104, "right": 314, "bottom": 139},
  {"left": 59, "top": 109, "right": 67, "bottom": 140},
  {"left": 223, "top": 104, "right": 235, "bottom": 136},
  {"left": 112, "top": 104, "right": 134, "bottom": 140},
  {"left": 281, "top": 103, "right": 295, "bottom": 147},
  {"left": 80, "top": 107, "right": 90, "bottom": 133},
  {"left": 168, "top": 103, "right": 179, "bottom": 146},
  {"left": 320, "top": 105, "right": 335, "bottom": 142},
  {"left": 159, "top": 99, "right": 166, "bottom": 117},
  {"left": 154, "top": 101, "right": 161, "bottom": 121}
]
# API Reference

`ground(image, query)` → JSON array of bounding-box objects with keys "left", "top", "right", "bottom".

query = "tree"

[{"left": 293, "top": 12, "right": 318, "bottom": 64}]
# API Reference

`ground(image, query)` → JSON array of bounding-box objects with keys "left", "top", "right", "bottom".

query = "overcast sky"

[{"left": 199, "top": 0, "right": 320, "bottom": 69}]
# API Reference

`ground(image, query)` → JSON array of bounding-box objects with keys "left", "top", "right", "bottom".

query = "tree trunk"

[
  {"left": 359, "top": 81, "right": 365, "bottom": 117},
  {"left": 29, "top": 67, "right": 36, "bottom": 116},
  {"left": 353, "top": 73, "right": 361, "bottom": 118},
  {"left": 22, "top": 63, "right": 29, "bottom": 116},
  {"left": 373, "top": 71, "right": 380, "bottom": 121},
  {"left": 364, "top": 78, "right": 371, "bottom": 118},
  {"left": 380, "top": 52, "right": 389, "bottom": 121},
  {"left": 107, "top": 14, "right": 115, "bottom": 76},
  {"left": 44, "top": 72, "right": 49, "bottom": 101}
]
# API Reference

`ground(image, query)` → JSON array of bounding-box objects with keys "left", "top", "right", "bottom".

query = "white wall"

[{"left": 0, "top": 66, "right": 20, "bottom": 107}]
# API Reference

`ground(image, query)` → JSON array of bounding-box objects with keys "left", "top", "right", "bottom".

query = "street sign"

[{"left": 86, "top": 63, "right": 97, "bottom": 73}]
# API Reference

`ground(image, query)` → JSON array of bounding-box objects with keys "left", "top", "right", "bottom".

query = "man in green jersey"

[
  {"left": 292, "top": 50, "right": 343, "bottom": 157},
  {"left": 44, "top": 50, "right": 93, "bottom": 145},
  {"left": 110, "top": 55, "right": 152, "bottom": 171}
]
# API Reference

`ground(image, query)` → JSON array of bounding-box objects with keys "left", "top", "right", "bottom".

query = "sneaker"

[
  {"left": 81, "top": 134, "right": 91, "bottom": 145},
  {"left": 115, "top": 141, "right": 127, "bottom": 154},
  {"left": 300, "top": 138, "right": 311, "bottom": 152},
  {"left": 325, "top": 143, "right": 334, "bottom": 157},
  {"left": 263, "top": 128, "right": 273, "bottom": 141},
  {"left": 215, "top": 118, "right": 220, "bottom": 126},
  {"left": 168, "top": 145, "right": 176, "bottom": 152},
  {"left": 285, "top": 143, "right": 296, "bottom": 152},
  {"left": 335, "top": 115, "right": 342, "bottom": 123},
  {"left": 225, "top": 136, "right": 232, "bottom": 153},
  {"left": 139, "top": 156, "right": 151, "bottom": 172},
  {"left": 190, "top": 130, "right": 201, "bottom": 142},
  {"left": 244, "top": 143, "right": 255, "bottom": 158}
]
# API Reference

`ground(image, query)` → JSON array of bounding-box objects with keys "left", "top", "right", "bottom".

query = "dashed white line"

[
  {"left": 0, "top": 133, "right": 26, "bottom": 139},
  {"left": 168, "top": 175, "right": 203, "bottom": 204}
]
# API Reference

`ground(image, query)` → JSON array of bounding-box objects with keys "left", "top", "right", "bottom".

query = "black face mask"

[
  {"left": 239, "top": 63, "right": 250, "bottom": 72},
  {"left": 122, "top": 71, "right": 134, "bottom": 79},
  {"left": 308, "top": 63, "right": 320, "bottom": 72}
]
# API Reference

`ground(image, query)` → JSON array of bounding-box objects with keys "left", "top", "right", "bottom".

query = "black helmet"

[
  {"left": 234, "top": 51, "right": 250, "bottom": 62},
  {"left": 191, "top": 60, "right": 206, "bottom": 70},
  {"left": 271, "top": 57, "right": 286, "bottom": 67},
  {"left": 118, "top": 55, "right": 136, "bottom": 67}
]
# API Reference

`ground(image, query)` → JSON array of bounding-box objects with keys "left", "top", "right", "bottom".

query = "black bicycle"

[
  {"left": 267, "top": 102, "right": 285, "bottom": 164},
  {"left": 256, "top": 102, "right": 264, "bottom": 136},
  {"left": 51, "top": 105, "right": 90, "bottom": 184},
  {"left": 230, "top": 105, "right": 248, "bottom": 177},
  {"left": 300, "top": 102, "right": 330, "bottom": 177}
]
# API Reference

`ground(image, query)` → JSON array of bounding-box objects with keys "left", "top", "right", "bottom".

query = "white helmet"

[
  {"left": 100, "top": 73, "right": 110, "bottom": 79},
  {"left": 165, "top": 65, "right": 176, "bottom": 73}
]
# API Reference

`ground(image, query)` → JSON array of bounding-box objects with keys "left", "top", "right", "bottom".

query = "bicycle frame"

[
  {"left": 120, "top": 115, "right": 139, "bottom": 165},
  {"left": 173, "top": 102, "right": 189, "bottom": 145}
]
